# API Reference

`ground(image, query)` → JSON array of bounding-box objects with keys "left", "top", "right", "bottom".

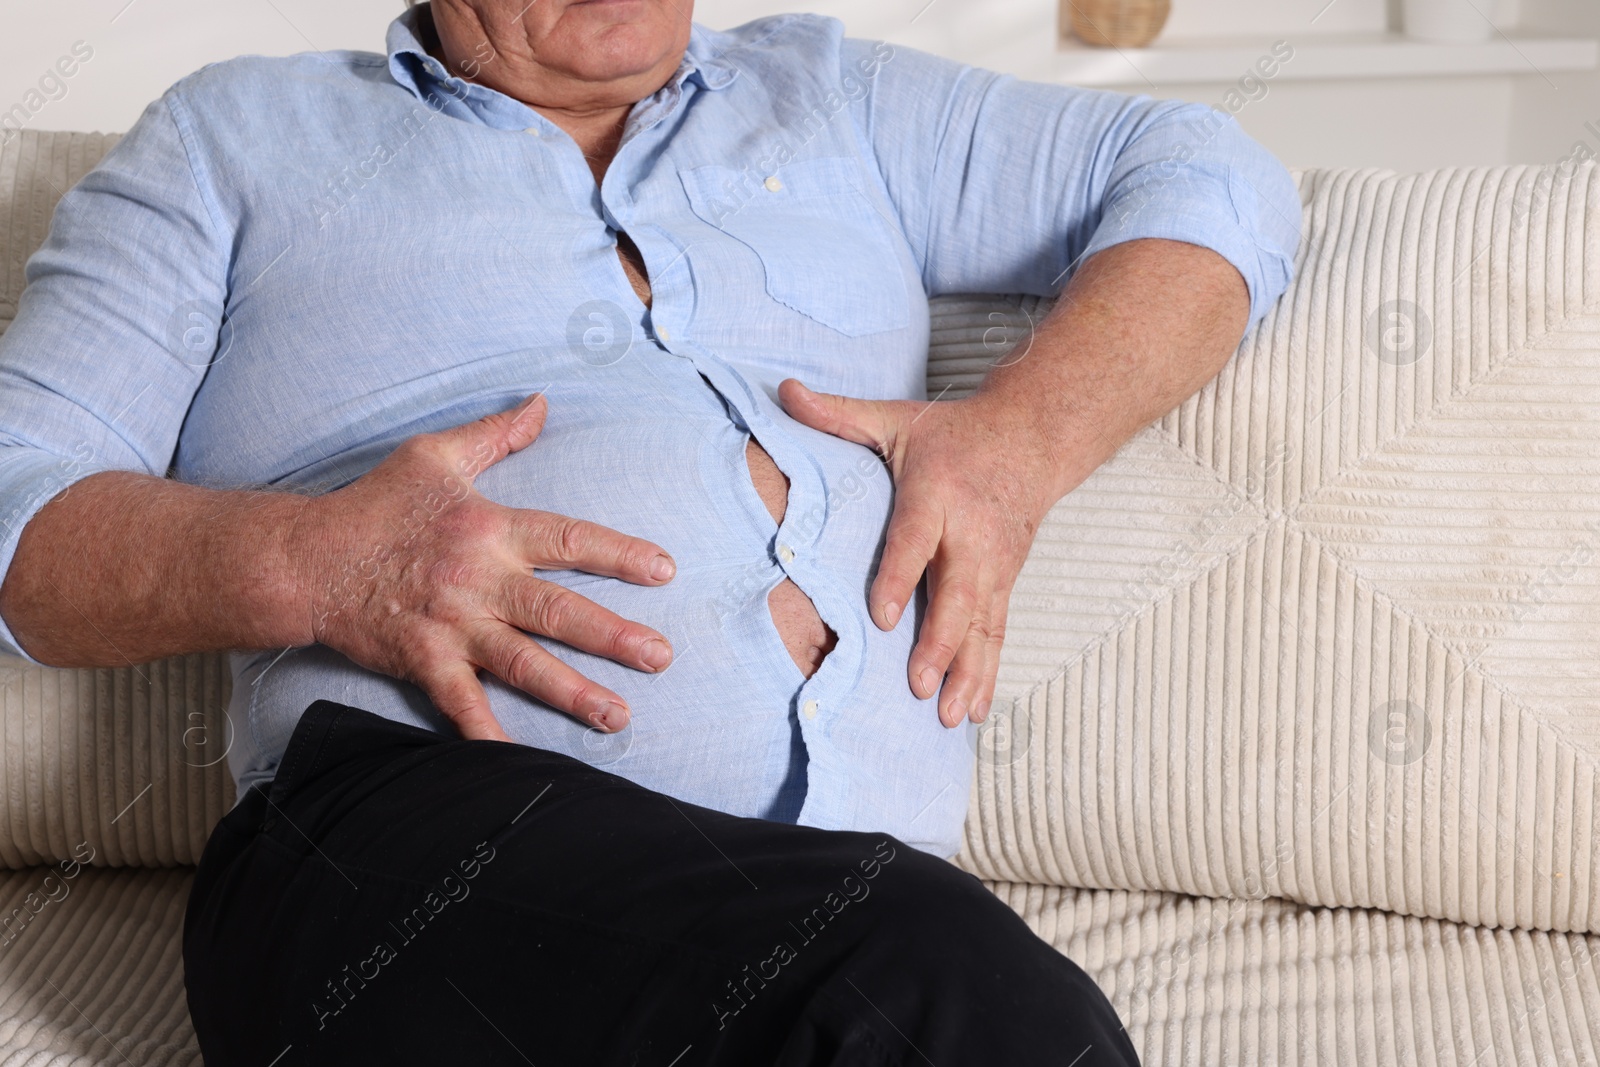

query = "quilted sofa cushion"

[
  {"left": 0, "top": 866, "right": 198, "bottom": 1065},
  {"left": 0, "top": 652, "right": 233, "bottom": 869},
  {"left": 952, "top": 163, "right": 1600, "bottom": 936},
  {"left": 1, "top": 129, "right": 1598, "bottom": 945}
]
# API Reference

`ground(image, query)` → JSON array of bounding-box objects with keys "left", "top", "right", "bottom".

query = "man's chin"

[{"left": 556, "top": 22, "right": 686, "bottom": 83}]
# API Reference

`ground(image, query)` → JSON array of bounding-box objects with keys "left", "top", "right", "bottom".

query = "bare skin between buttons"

[{"left": 615, "top": 231, "right": 839, "bottom": 679}]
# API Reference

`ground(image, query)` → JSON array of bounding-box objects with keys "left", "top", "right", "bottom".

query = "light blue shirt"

[{"left": 0, "top": 4, "right": 1299, "bottom": 857}]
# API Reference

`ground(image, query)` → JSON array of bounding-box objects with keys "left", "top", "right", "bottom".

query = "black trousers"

[{"left": 184, "top": 700, "right": 1141, "bottom": 1066}]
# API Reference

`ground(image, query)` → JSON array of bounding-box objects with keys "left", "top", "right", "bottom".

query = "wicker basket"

[{"left": 1062, "top": 0, "right": 1171, "bottom": 47}]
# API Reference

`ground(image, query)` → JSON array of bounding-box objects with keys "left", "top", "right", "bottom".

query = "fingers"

[
  {"left": 909, "top": 552, "right": 983, "bottom": 704},
  {"left": 472, "top": 623, "right": 633, "bottom": 732},
  {"left": 872, "top": 491, "right": 943, "bottom": 632},
  {"left": 938, "top": 618, "right": 989, "bottom": 728},
  {"left": 973, "top": 593, "right": 1009, "bottom": 725},
  {"left": 509, "top": 511, "right": 677, "bottom": 586},
  {"left": 417, "top": 660, "right": 514, "bottom": 743},
  {"left": 778, "top": 379, "right": 896, "bottom": 455},
  {"left": 938, "top": 588, "right": 1009, "bottom": 728},
  {"left": 495, "top": 574, "right": 673, "bottom": 675}
]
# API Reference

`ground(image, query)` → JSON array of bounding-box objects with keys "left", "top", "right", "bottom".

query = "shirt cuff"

[{"left": 1082, "top": 157, "right": 1302, "bottom": 326}]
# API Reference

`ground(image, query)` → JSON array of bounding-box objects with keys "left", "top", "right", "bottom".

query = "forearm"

[
  {"left": 974, "top": 237, "right": 1252, "bottom": 501},
  {"left": 0, "top": 470, "right": 314, "bottom": 667}
]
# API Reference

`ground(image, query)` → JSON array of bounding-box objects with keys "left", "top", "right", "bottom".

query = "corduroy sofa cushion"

[{"left": 951, "top": 163, "right": 1600, "bottom": 937}]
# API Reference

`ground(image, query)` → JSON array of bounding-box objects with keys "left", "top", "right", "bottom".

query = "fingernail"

[
  {"left": 972, "top": 700, "right": 991, "bottom": 724},
  {"left": 641, "top": 638, "right": 673, "bottom": 671},
  {"left": 650, "top": 555, "right": 676, "bottom": 581},
  {"left": 918, "top": 666, "right": 940, "bottom": 698},
  {"left": 945, "top": 698, "right": 967, "bottom": 726},
  {"left": 587, "top": 699, "right": 628, "bottom": 731}
]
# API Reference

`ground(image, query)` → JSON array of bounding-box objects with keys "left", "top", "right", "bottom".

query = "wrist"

[
  {"left": 201, "top": 487, "right": 324, "bottom": 651},
  {"left": 274, "top": 490, "right": 330, "bottom": 648},
  {"left": 966, "top": 380, "right": 1106, "bottom": 506}
]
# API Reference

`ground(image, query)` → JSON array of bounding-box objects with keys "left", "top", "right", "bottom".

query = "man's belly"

[{"left": 230, "top": 401, "right": 917, "bottom": 823}]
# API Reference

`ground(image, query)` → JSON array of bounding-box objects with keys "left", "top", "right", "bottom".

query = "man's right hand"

[{"left": 288, "top": 392, "right": 676, "bottom": 743}]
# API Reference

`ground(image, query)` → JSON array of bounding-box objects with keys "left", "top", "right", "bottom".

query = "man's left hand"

[
  {"left": 779, "top": 239, "right": 1254, "bottom": 731},
  {"left": 779, "top": 379, "right": 1073, "bottom": 729}
]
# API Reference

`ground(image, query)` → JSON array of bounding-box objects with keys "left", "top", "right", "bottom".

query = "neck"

[{"left": 417, "top": 4, "right": 639, "bottom": 179}]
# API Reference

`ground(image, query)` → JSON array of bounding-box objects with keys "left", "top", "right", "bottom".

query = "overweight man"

[{"left": 0, "top": 0, "right": 1299, "bottom": 1062}]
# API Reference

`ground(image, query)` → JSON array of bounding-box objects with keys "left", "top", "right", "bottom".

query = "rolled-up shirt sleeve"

[
  {"left": 0, "top": 85, "right": 229, "bottom": 662},
  {"left": 842, "top": 37, "right": 1302, "bottom": 325}
]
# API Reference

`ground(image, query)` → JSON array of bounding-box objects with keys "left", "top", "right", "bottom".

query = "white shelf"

[{"left": 961, "top": 32, "right": 1598, "bottom": 87}]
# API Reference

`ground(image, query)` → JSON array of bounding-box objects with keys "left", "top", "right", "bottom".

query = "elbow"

[
  {"left": 0, "top": 573, "right": 62, "bottom": 668},
  {"left": 1129, "top": 99, "right": 1302, "bottom": 324}
]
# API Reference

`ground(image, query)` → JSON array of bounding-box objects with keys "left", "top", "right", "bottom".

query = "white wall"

[
  {"left": 1140, "top": 77, "right": 1519, "bottom": 170},
  {"left": 0, "top": 0, "right": 1593, "bottom": 170},
  {"left": 694, "top": 0, "right": 1395, "bottom": 55},
  {"left": 0, "top": 0, "right": 401, "bottom": 135},
  {"left": 1509, "top": 0, "right": 1600, "bottom": 166}
]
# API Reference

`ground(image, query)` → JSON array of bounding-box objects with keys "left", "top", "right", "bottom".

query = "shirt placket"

[
  {"left": 408, "top": 50, "right": 862, "bottom": 764},
  {"left": 596, "top": 81, "right": 862, "bottom": 740},
  {"left": 678, "top": 345, "right": 866, "bottom": 741}
]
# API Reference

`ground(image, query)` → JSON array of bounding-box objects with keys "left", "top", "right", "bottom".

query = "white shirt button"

[
  {"left": 776, "top": 543, "right": 795, "bottom": 564},
  {"left": 802, "top": 699, "right": 819, "bottom": 720},
  {"left": 764, "top": 175, "right": 783, "bottom": 192},
  {"left": 524, "top": 127, "right": 541, "bottom": 137},
  {"left": 656, "top": 326, "right": 671, "bottom": 342}
]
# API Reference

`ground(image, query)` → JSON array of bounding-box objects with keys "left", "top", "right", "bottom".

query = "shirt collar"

[{"left": 385, "top": 2, "right": 738, "bottom": 124}]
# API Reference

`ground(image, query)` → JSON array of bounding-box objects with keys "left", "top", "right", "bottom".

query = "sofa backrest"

[
  {"left": 2, "top": 129, "right": 1598, "bottom": 938},
  {"left": 0, "top": 132, "right": 232, "bottom": 869},
  {"left": 952, "top": 162, "right": 1600, "bottom": 937}
]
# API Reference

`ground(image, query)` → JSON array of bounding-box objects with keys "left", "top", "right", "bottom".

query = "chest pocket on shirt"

[{"left": 680, "top": 156, "right": 911, "bottom": 338}]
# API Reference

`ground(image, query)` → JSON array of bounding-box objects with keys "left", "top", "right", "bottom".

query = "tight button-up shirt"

[{"left": 0, "top": 4, "right": 1300, "bottom": 858}]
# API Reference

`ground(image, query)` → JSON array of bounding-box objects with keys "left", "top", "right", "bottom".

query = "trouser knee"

[{"left": 840, "top": 842, "right": 1141, "bottom": 1066}]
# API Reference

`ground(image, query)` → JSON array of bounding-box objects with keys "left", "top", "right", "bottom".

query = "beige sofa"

[{"left": 1, "top": 129, "right": 1598, "bottom": 1065}]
